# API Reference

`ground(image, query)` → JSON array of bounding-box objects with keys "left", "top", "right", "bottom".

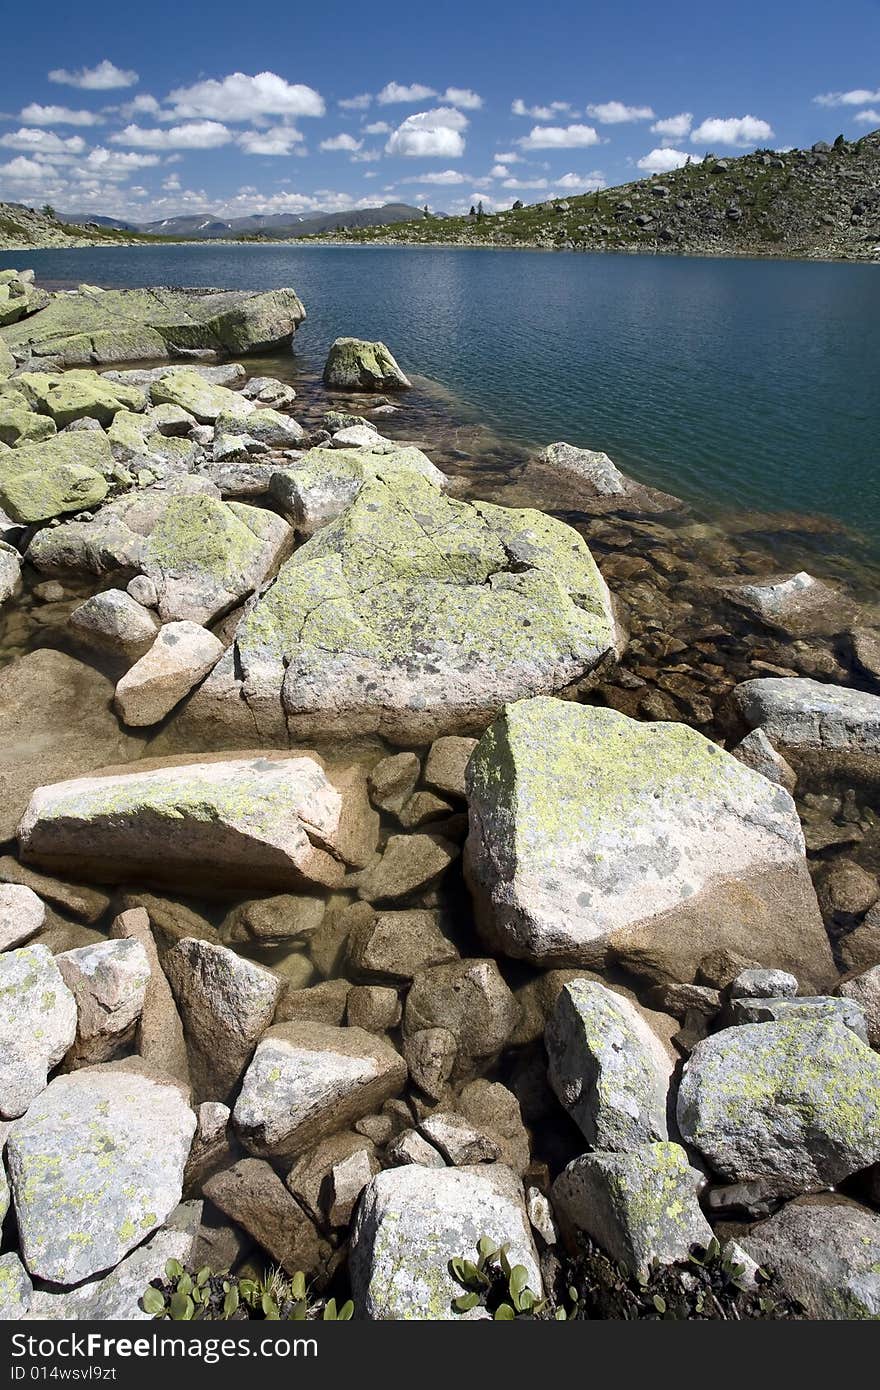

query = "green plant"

[
  {"left": 142, "top": 1260, "right": 354, "bottom": 1321},
  {"left": 449, "top": 1237, "right": 557, "bottom": 1320}
]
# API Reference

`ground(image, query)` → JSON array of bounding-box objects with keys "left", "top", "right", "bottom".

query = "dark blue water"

[{"left": 5, "top": 243, "right": 880, "bottom": 557}]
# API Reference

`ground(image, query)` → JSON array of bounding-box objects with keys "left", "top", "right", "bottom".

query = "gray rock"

[
  {"left": 0, "top": 883, "right": 46, "bottom": 951},
  {"left": 343, "top": 903, "right": 458, "bottom": 982},
  {"left": 733, "top": 677, "right": 880, "bottom": 779},
  {"left": 537, "top": 442, "right": 628, "bottom": 496},
  {"left": 552, "top": 1143, "right": 712, "bottom": 1279},
  {"left": 164, "top": 937, "right": 281, "bottom": 1101},
  {"left": 346, "top": 984, "right": 401, "bottom": 1033},
  {"left": 677, "top": 1019, "right": 880, "bottom": 1197},
  {"left": 109, "top": 908, "right": 190, "bottom": 1086},
  {"left": 114, "top": 621, "right": 224, "bottom": 726},
  {"left": 350, "top": 1164, "right": 541, "bottom": 1319},
  {"left": 403, "top": 1027, "right": 458, "bottom": 1101},
  {"left": 220, "top": 893, "right": 325, "bottom": 946},
  {"left": 203, "top": 1159, "right": 328, "bottom": 1280},
  {"left": 127, "top": 574, "right": 158, "bottom": 608},
  {"left": 742, "top": 1196, "right": 880, "bottom": 1319},
  {"left": 323, "top": 338, "right": 411, "bottom": 391},
  {"left": 285, "top": 1129, "right": 377, "bottom": 1227},
  {"left": 0, "top": 945, "right": 77, "bottom": 1118},
  {"left": 356, "top": 833, "right": 459, "bottom": 903},
  {"left": 0, "top": 858, "right": 110, "bottom": 925},
  {"left": 404, "top": 959, "right": 519, "bottom": 1083},
  {"left": 419, "top": 1112, "right": 501, "bottom": 1165},
  {"left": 57, "top": 938, "right": 150, "bottom": 1065},
  {"left": 215, "top": 407, "right": 304, "bottom": 448},
  {"left": 386, "top": 1129, "right": 445, "bottom": 1167},
  {"left": 70, "top": 588, "right": 160, "bottom": 662},
  {"left": 457, "top": 1079, "right": 531, "bottom": 1177},
  {"left": 328, "top": 1148, "right": 378, "bottom": 1227},
  {"left": 731, "top": 727, "right": 797, "bottom": 793},
  {"left": 423, "top": 735, "right": 478, "bottom": 799},
  {"left": 729, "top": 993, "right": 868, "bottom": 1042},
  {"left": 838, "top": 966, "right": 880, "bottom": 1048},
  {"left": 729, "top": 968, "right": 799, "bottom": 999},
  {"left": 546, "top": 979, "right": 675, "bottom": 1150},
  {"left": 268, "top": 446, "right": 447, "bottom": 537},
  {"left": 7, "top": 1062, "right": 195, "bottom": 1284},
  {"left": 368, "top": 752, "right": 421, "bottom": 815},
  {"left": 0, "top": 1253, "right": 32, "bottom": 1320}
]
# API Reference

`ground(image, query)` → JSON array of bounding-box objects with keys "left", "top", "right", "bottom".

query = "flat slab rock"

[
  {"left": 6, "top": 1063, "right": 196, "bottom": 1285},
  {"left": 17, "top": 754, "right": 364, "bottom": 892},
  {"left": 464, "top": 696, "right": 834, "bottom": 988},
  {"left": 349, "top": 1164, "right": 541, "bottom": 1320},
  {"left": 186, "top": 470, "right": 620, "bottom": 746},
  {"left": 733, "top": 676, "right": 880, "bottom": 778}
]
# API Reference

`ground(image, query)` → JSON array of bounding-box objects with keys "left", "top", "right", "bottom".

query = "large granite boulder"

[
  {"left": 17, "top": 753, "right": 370, "bottom": 892},
  {"left": 464, "top": 697, "right": 834, "bottom": 989},
  {"left": 0, "top": 431, "right": 110, "bottom": 522},
  {"left": 269, "top": 446, "right": 447, "bottom": 536},
  {"left": 185, "top": 471, "right": 620, "bottom": 746},
  {"left": 350, "top": 1164, "right": 540, "bottom": 1319},
  {"left": 15, "top": 369, "right": 146, "bottom": 427},
  {"left": 0, "top": 400, "right": 56, "bottom": 446},
  {"left": 733, "top": 677, "right": 880, "bottom": 784},
  {"left": 741, "top": 1196, "right": 880, "bottom": 1320},
  {"left": 57, "top": 939, "right": 150, "bottom": 1067},
  {"left": 150, "top": 369, "right": 255, "bottom": 424},
  {"left": 537, "top": 442, "right": 628, "bottom": 495},
  {"left": 323, "top": 338, "right": 411, "bottom": 391},
  {"left": 677, "top": 1019, "right": 880, "bottom": 1197},
  {"left": 6, "top": 1062, "right": 195, "bottom": 1284},
  {"left": 0, "top": 945, "right": 77, "bottom": 1118}
]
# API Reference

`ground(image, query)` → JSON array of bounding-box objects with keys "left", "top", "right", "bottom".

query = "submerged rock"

[
  {"left": 537, "top": 442, "right": 628, "bottom": 495},
  {"left": 323, "top": 337, "right": 411, "bottom": 391},
  {"left": 733, "top": 677, "right": 880, "bottom": 782},
  {"left": 464, "top": 697, "right": 833, "bottom": 987}
]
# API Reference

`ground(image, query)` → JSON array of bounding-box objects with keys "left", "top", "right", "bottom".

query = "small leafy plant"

[
  {"left": 142, "top": 1260, "right": 354, "bottom": 1321},
  {"left": 449, "top": 1237, "right": 558, "bottom": 1320}
]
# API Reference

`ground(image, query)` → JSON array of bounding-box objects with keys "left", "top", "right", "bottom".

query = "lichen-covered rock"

[
  {"left": 0, "top": 1253, "right": 32, "bottom": 1320},
  {"left": 729, "top": 993, "right": 868, "bottom": 1041},
  {"left": 0, "top": 883, "right": 46, "bottom": 951},
  {"left": 323, "top": 337, "right": 411, "bottom": 391},
  {"left": 232, "top": 1021, "right": 406, "bottom": 1158},
  {"left": 18, "top": 755, "right": 352, "bottom": 892},
  {"left": 141, "top": 493, "right": 290, "bottom": 624},
  {"left": 465, "top": 697, "right": 834, "bottom": 988},
  {"left": 537, "top": 442, "right": 628, "bottom": 495},
  {"left": 350, "top": 1164, "right": 540, "bottom": 1319},
  {"left": 0, "top": 401, "right": 56, "bottom": 446},
  {"left": 215, "top": 407, "right": 304, "bottom": 448},
  {"left": 16, "top": 369, "right": 146, "bottom": 427},
  {"left": 269, "top": 446, "right": 447, "bottom": 535},
  {"left": 0, "top": 945, "right": 77, "bottom": 1118},
  {"left": 0, "top": 431, "right": 110, "bottom": 522},
  {"left": 164, "top": 937, "right": 281, "bottom": 1101},
  {"left": 70, "top": 588, "right": 160, "bottom": 662},
  {"left": 677, "top": 1019, "right": 880, "bottom": 1197},
  {"left": 741, "top": 1196, "right": 880, "bottom": 1320},
  {"left": 57, "top": 939, "right": 150, "bottom": 1066},
  {"left": 404, "top": 959, "right": 519, "bottom": 1082},
  {"left": 6, "top": 1062, "right": 195, "bottom": 1284},
  {"left": 546, "top": 979, "right": 675, "bottom": 1150},
  {"left": 114, "top": 621, "right": 224, "bottom": 726},
  {"left": 150, "top": 369, "right": 254, "bottom": 424},
  {"left": 838, "top": 965, "right": 880, "bottom": 1048},
  {"left": 733, "top": 677, "right": 880, "bottom": 781},
  {"left": 551, "top": 1143, "right": 712, "bottom": 1279}
]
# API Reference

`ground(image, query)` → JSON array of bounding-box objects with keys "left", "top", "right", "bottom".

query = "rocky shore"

[{"left": 1, "top": 269, "right": 880, "bottom": 1322}]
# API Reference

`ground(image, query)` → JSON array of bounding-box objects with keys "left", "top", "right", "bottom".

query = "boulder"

[
  {"left": 215, "top": 407, "right": 304, "bottom": 448},
  {"left": 323, "top": 337, "right": 411, "bottom": 391},
  {"left": 838, "top": 965, "right": 880, "bottom": 1048},
  {"left": 164, "top": 938, "right": 281, "bottom": 1100},
  {"left": 729, "top": 993, "right": 867, "bottom": 1042},
  {"left": 0, "top": 431, "right": 110, "bottom": 523},
  {"left": 0, "top": 402, "right": 56, "bottom": 446},
  {"left": 465, "top": 698, "right": 834, "bottom": 989},
  {"left": 404, "top": 959, "right": 519, "bottom": 1082},
  {"left": 537, "top": 442, "right": 628, "bottom": 496},
  {"left": 150, "top": 369, "right": 254, "bottom": 424},
  {"left": 109, "top": 908, "right": 189, "bottom": 1086},
  {"left": 423, "top": 736, "right": 478, "bottom": 800},
  {"left": 551, "top": 1143, "right": 712, "bottom": 1279},
  {"left": 57, "top": 939, "right": 150, "bottom": 1066},
  {"left": 18, "top": 754, "right": 357, "bottom": 892},
  {"left": 349, "top": 1164, "right": 540, "bottom": 1319},
  {"left": 0, "top": 1254, "right": 32, "bottom": 1320},
  {"left": 203, "top": 1158, "right": 328, "bottom": 1279},
  {"left": 232, "top": 1021, "right": 406, "bottom": 1158},
  {"left": 733, "top": 677, "right": 880, "bottom": 783},
  {"left": 15, "top": 369, "right": 146, "bottom": 427},
  {"left": 343, "top": 904, "right": 458, "bottom": 982},
  {"left": 741, "top": 1196, "right": 880, "bottom": 1320},
  {"left": 6, "top": 1061, "right": 195, "bottom": 1284},
  {"left": 728, "top": 967, "right": 799, "bottom": 999},
  {"left": 731, "top": 727, "right": 797, "bottom": 793},
  {"left": 187, "top": 471, "right": 619, "bottom": 745},
  {"left": 114, "top": 621, "right": 224, "bottom": 726},
  {"left": 242, "top": 375, "right": 297, "bottom": 409},
  {"left": 546, "top": 979, "right": 675, "bottom": 1150},
  {"left": 70, "top": 588, "right": 160, "bottom": 662},
  {"left": 0, "top": 883, "right": 46, "bottom": 951},
  {"left": 220, "top": 892, "right": 325, "bottom": 946},
  {"left": 268, "top": 446, "right": 447, "bottom": 536},
  {"left": 677, "top": 1019, "right": 880, "bottom": 1197},
  {"left": 0, "top": 945, "right": 77, "bottom": 1118},
  {"left": 356, "top": 833, "right": 459, "bottom": 903}
]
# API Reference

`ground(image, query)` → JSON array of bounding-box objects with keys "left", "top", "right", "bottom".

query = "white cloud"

[
  {"left": 364, "top": 121, "right": 391, "bottom": 135},
  {"left": 494, "top": 150, "right": 520, "bottom": 163},
  {"left": 378, "top": 82, "right": 437, "bottom": 105},
  {"left": 167, "top": 72, "right": 324, "bottom": 121},
  {"left": 20, "top": 104, "right": 102, "bottom": 127},
  {"left": 814, "top": 88, "right": 880, "bottom": 107},
  {"left": 49, "top": 60, "right": 138, "bottom": 90},
  {"left": 339, "top": 93, "right": 372, "bottom": 110},
  {"left": 502, "top": 176, "right": 548, "bottom": 189},
  {"left": 691, "top": 115, "right": 773, "bottom": 147},
  {"left": 490, "top": 163, "right": 509, "bottom": 177},
  {"left": 111, "top": 121, "right": 232, "bottom": 150},
  {"left": 385, "top": 107, "right": 468, "bottom": 158},
  {"left": 854, "top": 108, "right": 880, "bottom": 124},
  {"left": 350, "top": 148, "right": 382, "bottom": 162},
  {"left": 637, "top": 147, "right": 696, "bottom": 173},
  {"left": 651, "top": 112, "right": 693, "bottom": 141},
  {"left": 519, "top": 123, "right": 600, "bottom": 150},
  {"left": 162, "top": 174, "right": 181, "bottom": 191},
  {"left": 239, "top": 126, "right": 304, "bottom": 156},
  {"left": 79, "top": 147, "right": 160, "bottom": 179},
  {"left": 0, "top": 128, "right": 86, "bottom": 158},
  {"left": 586, "top": 100, "right": 654, "bottom": 123},
  {"left": 320, "top": 133, "right": 363, "bottom": 151},
  {"left": 512, "top": 98, "right": 574, "bottom": 119},
  {"left": 119, "top": 93, "right": 164, "bottom": 118},
  {"left": 442, "top": 87, "right": 483, "bottom": 109},
  {"left": 401, "top": 168, "right": 467, "bottom": 183},
  {"left": 0, "top": 155, "right": 58, "bottom": 184},
  {"left": 555, "top": 170, "right": 606, "bottom": 190}
]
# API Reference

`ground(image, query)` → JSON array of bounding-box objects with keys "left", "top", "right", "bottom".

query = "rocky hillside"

[
  {"left": 315, "top": 129, "right": 880, "bottom": 262},
  {"left": 0, "top": 202, "right": 157, "bottom": 251}
]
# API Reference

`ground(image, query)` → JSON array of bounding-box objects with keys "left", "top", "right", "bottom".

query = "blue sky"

[{"left": 1, "top": 0, "right": 879, "bottom": 223}]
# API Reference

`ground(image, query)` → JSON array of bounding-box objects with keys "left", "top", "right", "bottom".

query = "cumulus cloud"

[
  {"left": 0, "top": 155, "right": 59, "bottom": 184},
  {"left": 512, "top": 98, "right": 574, "bottom": 119},
  {"left": 167, "top": 72, "right": 324, "bottom": 121},
  {"left": 0, "top": 127, "right": 86, "bottom": 158},
  {"left": 691, "top": 115, "right": 773, "bottom": 146},
  {"left": 401, "top": 168, "right": 467, "bottom": 183},
  {"left": 442, "top": 87, "right": 482, "bottom": 109},
  {"left": 854, "top": 108, "right": 880, "bottom": 124},
  {"left": 239, "top": 126, "right": 304, "bottom": 156},
  {"left": 519, "top": 123, "right": 600, "bottom": 150},
  {"left": 119, "top": 94, "right": 164, "bottom": 118},
  {"left": 502, "top": 176, "right": 548, "bottom": 189},
  {"left": 494, "top": 150, "right": 520, "bottom": 163},
  {"left": 586, "top": 101, "right": 654, "bottom": 123},
  {"left": 363, "top": 121, "right": 391, "bottom": 135},
  {"left": 650, "top": 112, "right": 693, "bottom": 141},
  {"left": 637, "top": 147, "right": 697, "bottom": 173},
  {"left": 80, "top": 147, "right": 161, "bottom": 179},
  {"left": 378, "top": 82, "right": 437, "bottom": 105},
  {"left": 49, "top": 60, "right": 138, "bottom": 90},
  {"left": 490, "top": 163, "right": 509, "bottom": 177},
  {"left": 111, "top": 121, "right": 232, "bottom": 150},
  {"left": 20, "top": 104, "right": 102, "bottom": 127},
  {"left": 350, "top": 148, "right": 382, "bottom": 162},
  {"left": 814, "top": 88, "right": 880, "bottom": 107},
  {"left": 339, "top": 93, "right": 372, "bottom": 110},
  {"left": 385, "top": 107, "right": 468, "bottom": 158},
  {"left": 555, "top": 170, "right": 606, "bottom": 190},
  {"left": 320, "top": 133, "right": 363, "bottom": 151}
]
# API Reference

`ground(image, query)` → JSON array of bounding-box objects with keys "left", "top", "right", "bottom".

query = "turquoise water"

[{"left": 5, "top": 243, "right": 880, "bottom": 558}]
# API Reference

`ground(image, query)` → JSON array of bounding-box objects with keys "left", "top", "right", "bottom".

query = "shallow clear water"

[{"left": 5, "top": 243, "right": 880, "bottom": 563}]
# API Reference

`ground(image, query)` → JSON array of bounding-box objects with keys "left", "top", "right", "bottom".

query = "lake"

[{"left": 5, "top": 242, "right": 880, "bottom": 567}]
